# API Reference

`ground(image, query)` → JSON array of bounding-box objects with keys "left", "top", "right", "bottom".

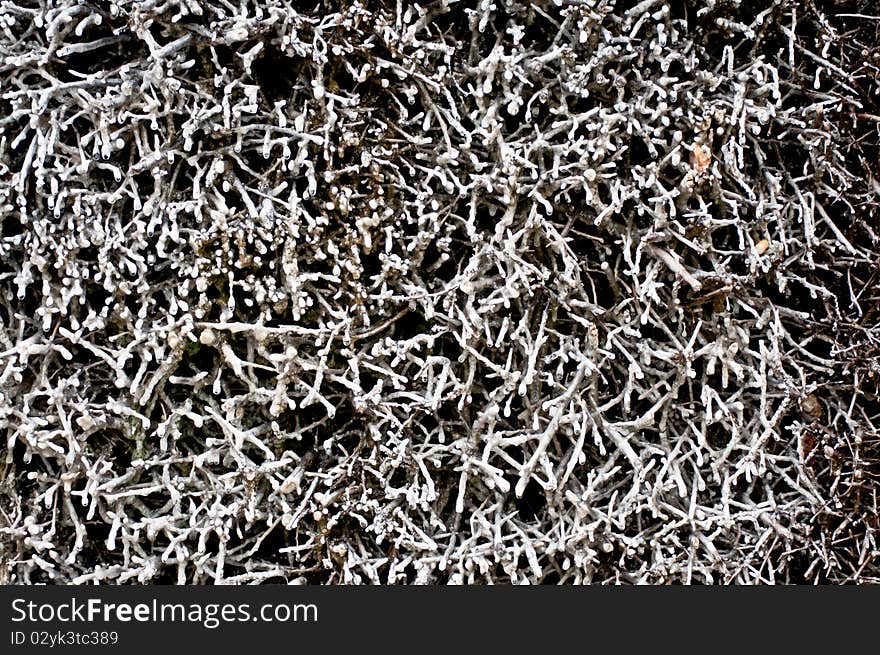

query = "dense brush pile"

[{"left": 1, "top": 0, "right": 879, "bottom": 584}]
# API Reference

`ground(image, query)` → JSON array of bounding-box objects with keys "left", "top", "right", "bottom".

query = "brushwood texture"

[{"left": 1, "top": 0, "right": 879, "bottom": 584}]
